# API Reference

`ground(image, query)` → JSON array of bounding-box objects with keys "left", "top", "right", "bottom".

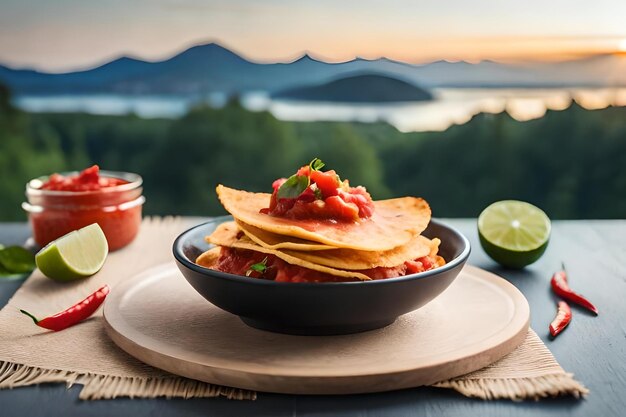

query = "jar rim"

[
  {"left": 22, "top": 195, "right": 146, "bottom": 213},
  {"left": 26, "top": 170, "right": 143, "bottom": 196}
]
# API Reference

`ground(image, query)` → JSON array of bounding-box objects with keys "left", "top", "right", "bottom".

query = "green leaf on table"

[
  {"left": 277, "top": 174, "right": 309, "bottom": 199},
  {"left": 0, "top": 246, "right": 36, "bottom": 274},
  {"left": 0, "top": 263, "right": 27, "bottom": 280}
]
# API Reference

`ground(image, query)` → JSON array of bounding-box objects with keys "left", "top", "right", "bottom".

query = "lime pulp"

[
  {"left": 35, "top": 223, "right": 109, "bottom": 281},
  {"left": 478, "top": 200, "right": 551, "bottom": 269}
]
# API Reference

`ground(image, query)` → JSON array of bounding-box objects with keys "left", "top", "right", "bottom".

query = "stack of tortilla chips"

[{"left": 196, "top": 185, "right": 445, "bottom": 281}]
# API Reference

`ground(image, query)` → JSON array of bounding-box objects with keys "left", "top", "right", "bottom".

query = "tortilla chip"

[
  {"left": 429, "top": 238, "right": 441, "bottom": 257},
  {"left": 216, "top": 185, "right": 431, "bottom": 251},
  {"left": 204, "top": 221, "right": 240, "bottom": 247},
  {"left": 195, "top": 247, "right": 221, "bottom": 268},
  {"left": 207, "top": 222, "right": 371, "bottom": 281},
  {"left": 207, "top": 221, "right": 438, "bottom": 271},
  {"left": 283, "top": 234, "right": 434, "bottom": 270},
  {"left": 237, "top": 221, "right": 338, "bottom": 251}
]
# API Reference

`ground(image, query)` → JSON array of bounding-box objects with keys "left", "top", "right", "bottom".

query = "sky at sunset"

[{"left": 1, "top": 0, "right": 625, "bottom": 72}]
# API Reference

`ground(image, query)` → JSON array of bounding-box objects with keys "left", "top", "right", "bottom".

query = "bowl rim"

[{"left": 173, "top": 216, "right": 471, "bottom": 287}]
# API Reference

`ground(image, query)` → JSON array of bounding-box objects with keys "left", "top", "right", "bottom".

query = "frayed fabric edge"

[
  {"left": 2, "top": 360, "right": 588, "bottom": 401},
  {"left": 433, "top": 373, "right": 589, "bottom": 401},
  {"left": 0, "top": 361, "right": 256, "bottom": 400}
]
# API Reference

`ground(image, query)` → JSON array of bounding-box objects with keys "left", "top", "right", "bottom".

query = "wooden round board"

[{"left": 103, "top": 263, "right": 529, "bottom": 395}]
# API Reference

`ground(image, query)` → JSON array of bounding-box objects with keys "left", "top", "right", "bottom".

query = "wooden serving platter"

[{"left": 103, "top": 264, "right": 529, "bottom": 395}]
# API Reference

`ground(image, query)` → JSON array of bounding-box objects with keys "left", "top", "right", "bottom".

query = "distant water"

[{"left": 14, "top": 88, "right": 626, "bottom": 132}]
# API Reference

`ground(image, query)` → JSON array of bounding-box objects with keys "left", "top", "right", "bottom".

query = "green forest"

[{"left": 1, "top": 83, "right": 625, "bottom": 221}]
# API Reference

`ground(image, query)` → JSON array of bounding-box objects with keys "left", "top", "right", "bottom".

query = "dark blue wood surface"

[{"left": 1, "top": 220, "right": 624, "bottom": 417}]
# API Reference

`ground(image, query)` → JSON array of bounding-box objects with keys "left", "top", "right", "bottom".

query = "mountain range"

[{"left": 1, "top": 42, "right": 625, "bottom": 95}]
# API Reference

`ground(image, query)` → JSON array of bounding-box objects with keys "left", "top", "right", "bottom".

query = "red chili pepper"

[
  {"left": 551, "top": 263, "right": 598, "bottom": 315},
  {"left": 549, "top": 301, "right": 572, "bottom": 337},
  {"left": 20, "top": 285, "right": 110, "bottom": 331}
]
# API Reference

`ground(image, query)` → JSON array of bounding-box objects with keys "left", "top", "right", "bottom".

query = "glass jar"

[{"left": 22, "top": 171, "right": 145, "bottom": 251}]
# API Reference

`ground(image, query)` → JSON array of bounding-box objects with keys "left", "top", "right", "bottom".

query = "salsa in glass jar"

[{"left": 22, "top": 166, "right": 144, "bottom": 251}]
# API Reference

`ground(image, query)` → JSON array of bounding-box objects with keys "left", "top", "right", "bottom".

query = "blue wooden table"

[{"left": 1, "top": 219, "right": 624, "bottom": 417}]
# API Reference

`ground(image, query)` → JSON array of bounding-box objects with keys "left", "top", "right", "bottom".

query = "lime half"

[
  {"left": 478, "top": 200, "right": 551, "bottom": 269},
  {"left": 35, "top": 223, "right": 109, "bottom": 281}
]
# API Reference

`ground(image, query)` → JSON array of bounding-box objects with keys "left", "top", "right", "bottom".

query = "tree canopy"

[{"left": 1, "top": 83, "right": 624, "bottom": 220}]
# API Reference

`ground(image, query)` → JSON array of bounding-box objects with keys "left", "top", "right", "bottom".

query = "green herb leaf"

[
  {"left": 0, "top": 246, "right": 36, "bottom": 274},
  {"left": 0, "top": 261, "right": 29, "bottom": 280},
  {"left": 309, "top": 158, "right": 325, "bottom": 172},
  {"left": 277, "top": 174, "right": 309, "bottom": 199},
  {"left": 1, "top": 246, "right": 36, "bottom": 273},
  {"left": 246, "top": 257, "right": 269, "bottom": 276},
  {"left": 0, "top": 263, "right": 12, "bottom": 275}
]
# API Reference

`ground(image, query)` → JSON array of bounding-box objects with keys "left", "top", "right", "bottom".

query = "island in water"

[{"left": 272, "top": 73, "right": 433, "bottom": 103}]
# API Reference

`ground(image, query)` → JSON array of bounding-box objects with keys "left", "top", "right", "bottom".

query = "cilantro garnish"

[
  {"left": 246, "top": 257, "right": 269, "bottom": 277},
  {"left": 277, "top": 174, "right": 309, "bottom": 199},
  {"left": 309, "top": 158, "right": 325, "bottom": 172},
  {"left": 276, "top": 158, "right": 326, "bottom": 200}
]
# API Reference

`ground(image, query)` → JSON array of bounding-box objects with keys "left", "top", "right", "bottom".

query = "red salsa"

[
  {"left": 261, "top": 160, "right": 375, "bottom": 222},
  {"left": 41, "top": 165, "right": 126, "bottom": 191},
  {"left": 24, "top": 166, "right": 144, "bottom": 251},
  {"left": 215, "top": 246, "right": 440, "bottom": 283}
]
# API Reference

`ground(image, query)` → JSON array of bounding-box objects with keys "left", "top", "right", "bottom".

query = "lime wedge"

[
  {"left": 478, "top": 200, "right": 551, "bottom": 269},
  {"left": 35, "top": 223, "right": 109, "bottom": 281}
]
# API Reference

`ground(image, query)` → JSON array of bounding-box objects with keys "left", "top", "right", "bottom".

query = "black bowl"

[{"left": 173, "top": 216, "right": 470, "bottom": 335}]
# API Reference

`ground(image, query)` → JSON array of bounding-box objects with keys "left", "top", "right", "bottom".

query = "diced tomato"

[
  {"left": 405, "top": 256, "right": 434, "bottom": 275},
  {"left": 287, "top": 199, "right": 325, "bottom": 218},
  {"left": 309, "top": 169, "right": 340, "bottom": 198},
  {"left": 418, "top": 256, "right": 433, "bottom": 270},
  {"left": 338, "top": 187, "right": 375, "bottom": 218},
  {"left": 405, "top": 260, "right": 425, "bottom": 275},
  {"left": 79, "top": 165, "right": 100, "bottom": 184},
  {"left": 324, "top": 196, "right": 360, "bottom": 221},
  {"left": 272, "top": 178, "right": 287, "bottom": 190},
  {"left": 296, "top": 165, "right": 311, "bottom": 177}
]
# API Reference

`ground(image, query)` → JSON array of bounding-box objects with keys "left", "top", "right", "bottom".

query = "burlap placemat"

[{"left": 0, "top": 217, "right": 587, "bottom": 401}]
